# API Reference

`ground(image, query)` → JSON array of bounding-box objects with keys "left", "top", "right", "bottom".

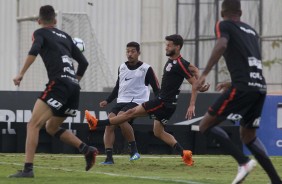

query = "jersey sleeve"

[
  {"left": 176, "top": 59, "right": 193, "bottom": 79},
  {"left": 215, "top": 21, "right": 230, "bottom": 40},
  {"left": 28, "top": 30, "right": 44, "bottom": 56},
  {"left": 145, "top": 66, "right": 160, "bottom": 97}
]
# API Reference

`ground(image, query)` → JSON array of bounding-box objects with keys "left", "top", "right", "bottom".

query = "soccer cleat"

[
  {"left": 9, "top": 170, "right": 34, "bottom": 178},
  {"left": 84, "top": 146, "right": 98, "bottom": 171},
  {"left": 85, "top": 110, "right": 98, "bottom": 131},
  {"left": 182, "top": 150, "right": 194, "bottom": 166},
  {"left": 231, "top": 159, "right": 257, "bottom": 184},
  {"left": 100, "top": 160, "right": 114, "bottom": 165},
  {"left": 130, "top": 153, "right": 141, "bottom": 161}
]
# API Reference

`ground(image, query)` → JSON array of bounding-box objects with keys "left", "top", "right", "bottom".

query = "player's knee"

[{"left": 51, "top": 128, "right": 66, "bottom": 139}]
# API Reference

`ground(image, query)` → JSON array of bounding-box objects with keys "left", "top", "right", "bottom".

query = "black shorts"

[
  {"left": 39, "top": 79, "right": 80, "bottom": 117},
  {"left": 111, "top": 102, "right": 138, "bottom": 124},
  {"left": 142, "top": 98, "right": 176, "bottom": 125},
  {"left": 208, "top": 87, "right": 266, "bottom": 128},
  {"left": 111, "top": 102, "right": 138, "bottom": 115}
]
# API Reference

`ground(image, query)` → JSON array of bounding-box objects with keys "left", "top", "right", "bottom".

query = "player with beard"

[{"left": 85, "top": 34, "right": 210, "bottom": 166}]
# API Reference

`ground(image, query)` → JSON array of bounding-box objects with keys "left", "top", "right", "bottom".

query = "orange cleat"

[
  {"left": 85, "top": 110, "right": 98, "bottom": 131},
  {"left": 182, "top": 150, "right": 194, "bottom": 166}
]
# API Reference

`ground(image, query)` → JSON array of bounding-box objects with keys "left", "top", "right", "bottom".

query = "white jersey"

[{"left": 117, "top": 62, "right": 151, "bottom": 104}]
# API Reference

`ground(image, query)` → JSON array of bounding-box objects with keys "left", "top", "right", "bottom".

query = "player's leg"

[
  {"left": 117, "top": 102, "right": 140, "bottom": 161},
  {"left": 241, "top": 127, "right": 282, "bottom": 184},
  {"left": 9, "top": 99, "right": 53, "bottom": 178},
  {"left": 45, "top": 116, "right": 98, "bottom": 171},
  {"left": 241, "top": 93, "right": 282, "bottom": 184},
  {"left": 119, "top": 121, "right": 140, "bottom": 161},
  {"left": 152, "top": 120, "right": 193, "bottom": 166},
  {"left": 102, "top": 113, "right": 117, "bottom": 164},
  {"left": 86, "top": 105, "right": 147, "bottom": 129}
]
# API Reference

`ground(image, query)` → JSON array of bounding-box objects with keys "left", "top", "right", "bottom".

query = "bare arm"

[
  {"left": 13, "top": 55, "right": 37, "bottom": 86},
  {"left": 195, "top": 37, "right": 228, "bottom": 89},
  {"left": 185, "top": 77, "right": 198, "bottom": 119},
  {"left": 188, "top": 63, "right": 200, "bottom": 79}
]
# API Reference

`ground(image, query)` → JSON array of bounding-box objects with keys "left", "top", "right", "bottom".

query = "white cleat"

[{"left": 231, "top": 159, "right": 257, "bottom": 184}]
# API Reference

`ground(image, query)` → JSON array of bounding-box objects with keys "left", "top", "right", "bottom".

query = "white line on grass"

[
  {"left": 0, "top": 154, "right": 236, "bottom": 159},
  {"left": 0, "top": 161, "right": 206, "bottom": 184}
]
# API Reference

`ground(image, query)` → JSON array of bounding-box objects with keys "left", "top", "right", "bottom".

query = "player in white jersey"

[{"left": 97, "top": 42, "right": 160, "bottom": 164}]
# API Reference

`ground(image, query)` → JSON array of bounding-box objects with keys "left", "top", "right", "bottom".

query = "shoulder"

[
  {"left": 140, "top": 62, "right": 151, "bottom": 68},
  {"left": 177, "top": 57, "right": 190, "bottom": 66}
]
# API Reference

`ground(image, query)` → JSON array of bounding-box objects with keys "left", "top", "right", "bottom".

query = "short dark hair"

[
  {"left": 39, "top": 5, "right": 56, "bottom": 23},
  {"left": 165, "top": 34, "right": 184, "bottom": 49},
  {"left": 222, "top": 0, "right": 241, "bottom": 14},
  {"left": 127, "top": 42, "right": 140, "bottom": 52}
]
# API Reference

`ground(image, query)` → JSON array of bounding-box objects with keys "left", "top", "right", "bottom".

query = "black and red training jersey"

[
  {"left": 159, "top": 56, "right": 193, "bottom": 103},
  {"left": 215, "top": 20, "right": 266, "bottom": 92},
  {"left": 29, "top": 27, "right": 88, "bottom": 85}
]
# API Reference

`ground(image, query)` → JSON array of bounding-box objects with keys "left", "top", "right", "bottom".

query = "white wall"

[{"left": 0, "top": 0, "right": 18, "bottom": 90}]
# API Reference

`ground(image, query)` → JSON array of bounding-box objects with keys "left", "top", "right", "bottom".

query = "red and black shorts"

[
  {"left": 39, "top": 79, "right": 80, "bottom": 117},
  {"left": 208, "top": 87, "right": 266, "bottom": 128},
  {"left": 142, "top": 98, "right": 176, "bottom": 125}
]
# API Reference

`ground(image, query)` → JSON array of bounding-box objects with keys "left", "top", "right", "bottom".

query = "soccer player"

[
  {"left": 85, "top": 34, "right": 210, "bottom": 166},
  {"left": 10, "top": 5, "right": 97, "bottom": 178},
  {"left": 97, "top": 42, "right": 160, "bottom": 164},
  {"left": 195, "top": 0, "right": 282, "bottom": 183}
]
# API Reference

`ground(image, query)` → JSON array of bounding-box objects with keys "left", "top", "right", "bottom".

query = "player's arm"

[
  {"left": 196, "top": 21, "right": 229, "bottom": 90},
  {"left": 100, "top": 69, "right": 120, "bottom": 107},
  {"left": 13, "top": 55, "right": 37, "bottom": 86},
  {"left": 186, "top": 76, "right": 198, "bottom": 119},
  {"left": 71, "top": 39, "right": 89, "bottom": 81},
  {"left": 13, "top": 31, "right": 43, "bottom": 86},
  {"left": 196, "top": 37, "right": 228, "bottom": 89},
  {"left": 145, "top": 67, "right": 160, "bottom": 97},
  {"left": 188, "top": 63, "right": 200, "bottom": 79}
]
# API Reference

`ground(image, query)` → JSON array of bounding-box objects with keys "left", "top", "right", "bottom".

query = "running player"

[
  {"left": 195, "top": 0, "right": 282, "bottom": 183},
  {"left": 85, "top": 34, "right": 210, "bottom": 166},
  {"left": 97, "top": 41, "right": 160, "bottom": 164},
  {"left": 9, "top": 5, "right": 97, "bottom": 178}
]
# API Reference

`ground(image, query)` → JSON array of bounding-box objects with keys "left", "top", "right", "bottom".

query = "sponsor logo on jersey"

[
  {"left": 52, "top": 31, "right": 67, "bottom": 38},
  {"left": 63, "top": 67, "right": 75, "bottom": 75},
  {"left": 62, "top": 55, "right": 73, "bottom": 66},
  {"left": 248, "top": 57, "right": 262, "bottom": 69},
  {"left": 240, "top": 26, "right": 256, "bottom": 36}
]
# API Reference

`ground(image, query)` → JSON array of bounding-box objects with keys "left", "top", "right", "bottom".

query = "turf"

[{"left": 0, "top": 153, "right": 281, "bottom": 184}]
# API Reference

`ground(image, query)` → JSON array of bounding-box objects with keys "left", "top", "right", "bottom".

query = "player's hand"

[
  {"left": 198, "top": 83, "right": 210, "bottom": 92},
  {"left": 195, "top": 75, "right": 206, "bottom": 91},
  {"left": 185, "top": 105, "right": 195, "bottom": 120},
  {"left": 99, "top": 100, "right": 108, "bottom": 108},
  {"left": 13, "top": 74, "right": 23, "bottom": 86},
  {"left": 216, "top": 82, "right": 231, "bottom": 93}
]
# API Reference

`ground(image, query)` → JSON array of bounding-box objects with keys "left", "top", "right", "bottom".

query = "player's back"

[
  {"left": 31, "top": 27, "right": 79, "bottom": 83},
  {"left": 218, "top": 20, "right": 266, "bottom": 91}
]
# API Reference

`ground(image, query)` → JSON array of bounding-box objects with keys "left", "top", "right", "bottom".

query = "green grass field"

[{"left": 0, "top": 153, "right": 281, "bottom": 184}]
